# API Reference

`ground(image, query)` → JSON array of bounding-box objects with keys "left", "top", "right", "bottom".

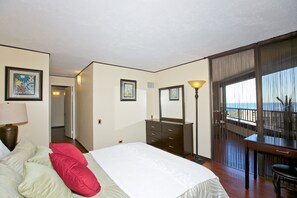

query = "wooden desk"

[{"left": 244, "top": 134, "right": 297, "bottom": 189}]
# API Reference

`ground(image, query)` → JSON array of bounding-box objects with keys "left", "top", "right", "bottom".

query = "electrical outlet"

[
  {"left": 118, "top": 140, "right": 123, "bottom": 144},
  {"left": 98, "top": 119, "right": 101, "bottom": 124}
]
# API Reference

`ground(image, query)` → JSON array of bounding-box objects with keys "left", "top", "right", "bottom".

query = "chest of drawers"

[{"left": 146, "top": 119, "right": 193, "bottom": 156}]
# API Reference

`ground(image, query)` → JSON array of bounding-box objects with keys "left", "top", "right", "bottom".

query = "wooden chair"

[{"left": 272, "top": 164, "right": 297, "bottom": 196}]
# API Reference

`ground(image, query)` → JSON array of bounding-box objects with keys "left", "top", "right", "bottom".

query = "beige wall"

[
  {"left": 75, "top": 60, "right": 211, "bottom": 157},
  {"left": 75, "top": 65, "right": 94, "bottom": 150},
  {"left": 92, "top": 63, "right": 156, "bottom": 149},
  {"left": 51, "top": 88, "right": 64, "bottom": 127},
  {"left": 0, "top": 46, "right": 210, "bottom": 156},
  {"left": 76, "top": 63, "right": 156, "bottom": 150},
  {"left": 155, "top": 59, "right": 211, "bottom": 158},
  {"left": 0, "top": 46, "right": 50, "bottom": 146},
  {"left": 50, "top": 76, "right": 75, "bottom": 87}
]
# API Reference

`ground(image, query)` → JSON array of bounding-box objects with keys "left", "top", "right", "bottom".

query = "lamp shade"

[
  {"left": 0, "top": 103, "right": 28, "bottom": 125},
  {"left": 188, "top": 80, "right": 206, "bottom": 89}
]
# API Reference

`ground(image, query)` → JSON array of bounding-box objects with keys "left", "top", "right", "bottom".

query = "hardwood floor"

[
  {"left": 51, "top": 127, "right": 296, "bottom": 198},
  {"left": 51, "top": 127, "right": 87, "bottom": 153}
]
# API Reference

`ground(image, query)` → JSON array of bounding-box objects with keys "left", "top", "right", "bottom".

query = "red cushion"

[
  {"left": 50, "top": 143, "right": 88, "bottom": 166},
  {"left": 49, "top": 153, "right": 101, "bottom": 197}
]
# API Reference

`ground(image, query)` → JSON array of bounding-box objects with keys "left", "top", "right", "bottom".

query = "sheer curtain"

[{"left": 261, "top": 37, "right": 297, "bottom": 140}]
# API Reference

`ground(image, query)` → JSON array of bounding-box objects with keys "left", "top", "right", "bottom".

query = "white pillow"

[
  {"left": 0, "top": 139, "right": 10, "bottom": 159},
  {"left": 18, "top": 162, "right": 72, "bottom": 198},
  {"left": 0, "top": 139, "right": 36, "bottom": 175},
  {"left": 0, "top": 163, "right": 23, "bottom": 198}
]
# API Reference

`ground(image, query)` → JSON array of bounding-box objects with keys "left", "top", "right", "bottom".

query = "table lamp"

[{"left": 0, "top": 103, "right": 28, "bottom": 151}]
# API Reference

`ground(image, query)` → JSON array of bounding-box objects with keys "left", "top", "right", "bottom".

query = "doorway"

[
  {"left": 212, "top": 75, "right": 257, "bottom": 171},
  {"left": 51, "top": 86, "right": 73, "bottom": 141}
]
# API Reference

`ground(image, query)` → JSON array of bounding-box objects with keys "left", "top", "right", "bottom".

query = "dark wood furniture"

[
  {"left": 146, "top": 119, "right": 193, "bottom": 157},
  {"left": 272, "top": 164, "right": 297, "bottom": 195},
  {"left": 244, "top": 134, "right": 297, "bottom": 190}
]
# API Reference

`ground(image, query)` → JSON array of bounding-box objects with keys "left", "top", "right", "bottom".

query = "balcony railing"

[
  {"left": 226, "top": 107, "right": 297, "bottom": 137},
  {"left": 226, "top": 107, "right": 257, "bottom": 124}
]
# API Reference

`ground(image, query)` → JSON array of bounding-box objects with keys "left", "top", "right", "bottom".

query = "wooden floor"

[
  {"left": 51, "top": 127, "right": 297, "bottom": 198},
  {"left": 51, "top": 127, "right": 87, "bottom": 153}
]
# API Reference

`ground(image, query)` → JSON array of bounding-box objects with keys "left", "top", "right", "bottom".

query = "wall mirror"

[{"left": 159, "top": 85, "right": 185, "bottom": 123}]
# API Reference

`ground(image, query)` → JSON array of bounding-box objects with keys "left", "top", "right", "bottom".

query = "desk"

[{"left": 244, "top": 134, "right": 297, "bottom": 189}]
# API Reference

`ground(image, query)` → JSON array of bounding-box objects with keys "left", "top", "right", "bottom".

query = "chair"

[{"left": 272, "top": 164, "right": 297, "bottom": 195}]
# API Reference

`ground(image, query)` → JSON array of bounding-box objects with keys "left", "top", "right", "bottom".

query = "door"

[{"left": 64, "top": 87, "right": 72, "bottom": 138}]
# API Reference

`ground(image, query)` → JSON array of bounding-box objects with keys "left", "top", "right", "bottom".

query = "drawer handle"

[
  {"left": 276, "top": 150, "right": 290, "bottom": 154},
  {"left": 168, "top": 129, "right": 173, "bottom": 132},
  {"left": 169, "top": 145, "right": 174, "bottom": 148},
  {"left": 151, "top": 126, "right": 155, "bottom": 129},
  {"left": 168, "top": 137, "right": 174, "bottom": 140},
  {"left": 152, "top": 132, "right": 156, "bottom": 136},
  {"left": 151, "top": 140, "right": 156, "bottom": 143}
]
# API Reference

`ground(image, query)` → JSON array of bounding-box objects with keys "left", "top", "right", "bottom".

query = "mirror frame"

[{"left": 159, "top": 85, "right": 185, "bottom": 123}]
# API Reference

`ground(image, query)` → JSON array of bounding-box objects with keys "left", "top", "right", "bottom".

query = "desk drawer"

[{"left": 249, "top": 142, "right": 297, "bottom": 158}]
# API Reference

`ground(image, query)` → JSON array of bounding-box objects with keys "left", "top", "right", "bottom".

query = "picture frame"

[
  {"left": 169, "top": 88, "right": 179, "bottom": 101},
  {"left": 120, "top": 79, "right": 137, "bottom": 101},
  {"left": 5, "top": 66, "right": 43, "bottom": 101}
]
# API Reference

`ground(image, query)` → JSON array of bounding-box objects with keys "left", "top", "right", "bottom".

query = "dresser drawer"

[
  {"left": 146, "top": 121, "right": 161, "bottom": 132},
  {"left": 163, "top": 139, "right": 183, "bottom": 155},
  {"left": 162, "top": 123, "right": 183, "bottom": 135},
  {"left": 147, "top": 136, "right": 162, "bottom": 149},
  {"left": 147, "top": 130, "right": 161, "bottom": 139}
]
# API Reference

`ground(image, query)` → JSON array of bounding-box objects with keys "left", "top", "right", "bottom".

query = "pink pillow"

[
  {"left": 49, "top": 153, "right": 101, "bottom": 197},
  {"left": 49, "top": 143, "right": 88, "bottom": 166}
]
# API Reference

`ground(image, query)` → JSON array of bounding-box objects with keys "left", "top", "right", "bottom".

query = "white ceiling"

[{"left": 0, "top": 0, "right": 297, "bottom": 77}]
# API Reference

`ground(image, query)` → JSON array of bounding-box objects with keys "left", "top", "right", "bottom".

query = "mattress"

[{"left": 90, "top": 142, "right": 228, "bottom": 198}]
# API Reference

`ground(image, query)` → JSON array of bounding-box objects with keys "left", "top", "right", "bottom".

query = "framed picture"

[
  {"left": 169, "top": 88, "right": 179, "bottom": 101},
  {"left": 5, "top": 66, "right": 43, "bottom": 101},
  {"left": 120, "top": 79, "right": 137, "bottom": 101}
]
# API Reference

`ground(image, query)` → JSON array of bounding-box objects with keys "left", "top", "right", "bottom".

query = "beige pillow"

[
  {"left": 28, "top": 146, "right": 53, "bottom": 167},
  {"left": 0, "top": 163, "right": 23, "bottom": 198},
  {"left": 18, "top": 162, "right": 72, "bottom": 198},
  {"left": 0, "top": 139, "right": 36, "bottom": 175}
]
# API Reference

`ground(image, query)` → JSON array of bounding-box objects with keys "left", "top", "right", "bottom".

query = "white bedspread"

[{"left": 90, "top": 142, "right": 219, "bottom": 198}]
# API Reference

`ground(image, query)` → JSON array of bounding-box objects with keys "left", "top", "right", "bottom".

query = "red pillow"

[
  {"left": 50, "top": 143, "right": 88, "bottom": 166},
  {"left": 49, "top": 153, "right": 101, "bottom": 197}
]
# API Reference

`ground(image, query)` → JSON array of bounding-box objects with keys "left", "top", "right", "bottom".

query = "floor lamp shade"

[
  {"left": 188, "top": 80, "right": 206, "bottom": 164},
  {"left": 0, "top": 103, "right": 28, "bottom": 151},
  {"left": 188, "top": 80, "right": 206, "bottom": 89}
]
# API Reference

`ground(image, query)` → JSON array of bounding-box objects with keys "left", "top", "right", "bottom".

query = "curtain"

[
  {"left": 261, "top": 37, "right": 297, "bottom": 140},
  {"left": 212, "top": 49, "right": 255, "bottom": 82}
]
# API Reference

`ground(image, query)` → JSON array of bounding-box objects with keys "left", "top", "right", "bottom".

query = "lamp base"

[
  {"left": 0, "top": 124, "right": 18, "bottom": 151},
  {"left": 193, "top": 154, "right": 204, "bottom": 164}
]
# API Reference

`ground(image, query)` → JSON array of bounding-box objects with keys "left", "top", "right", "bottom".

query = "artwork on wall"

[
  {"left": 169, "top": 88, "right": 179, "bottom": 101},
  {"left": 5, "top": 66, "right": 43, "bottom": 101},
  {"left": 120, "top": 79, "right": 137, "bottom": 101}
]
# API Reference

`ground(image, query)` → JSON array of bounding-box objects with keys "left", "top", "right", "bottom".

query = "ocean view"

[{"left": 226, "top": 102, "right": 297, "bottom": 112}]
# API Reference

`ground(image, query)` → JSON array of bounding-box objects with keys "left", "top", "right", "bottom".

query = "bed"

[{"left": 0, "top": 139, "right": 228, "bottom": 198}]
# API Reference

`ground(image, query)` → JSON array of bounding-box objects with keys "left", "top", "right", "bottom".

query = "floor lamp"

[
  {"left": 188, "top": 80, "right": 206, "bottom": 164},
  {"left": 0, "top": 103, "right": 28, "bottom": 151}
]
